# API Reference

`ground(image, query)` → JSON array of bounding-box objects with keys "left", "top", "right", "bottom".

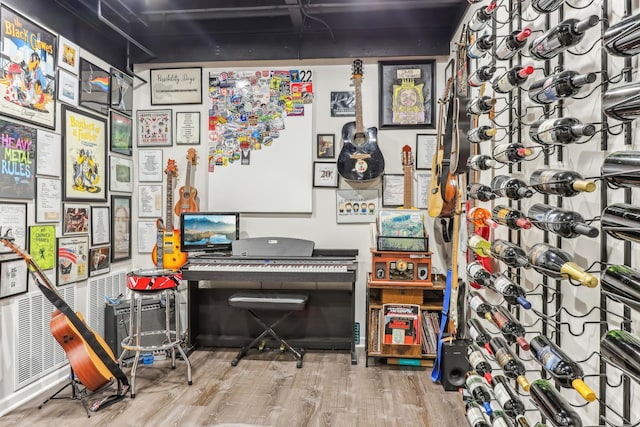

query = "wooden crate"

[{"left": 381, "top": 288, "right": 423, "bottom": 305}]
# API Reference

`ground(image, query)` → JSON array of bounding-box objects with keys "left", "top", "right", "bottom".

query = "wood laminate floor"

[{"left": 2, "top": 349, "right": 466, "bottom": 427}]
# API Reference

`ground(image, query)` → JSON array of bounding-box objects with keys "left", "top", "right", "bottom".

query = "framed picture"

[
  {"left": 89, "top": 246, "right": 110, "bottom": 277},
  {"left": 150, "top": 67, "right": 203, "bottom": 105},
  {"left": 378, "top": 60, "right": 436, "bottom": 129},
  {"left": 110, "top": 68, "right": 133, "bottom": 116},
  {"left": 35, "top": 178, "right": 61, "bottom": 223},
  {"left": 415, "top": 172, "right": 431, "bottom": 209},
  {"left": 336, "top": 189, "right": 378, "bottom": 223},
  {"left": 330, "top": 91, "right": 355, "bottom": 117},
  {"left": 79, "top": 58, "right": 110, "bottom": 116},
  {"left": 90, "top": 206, "right": 110, "bottom": 246},
  {"left": 62, "top": 203, "right": 90, "bottom": 235},
  {"left": 0, "top": 118, "right": 37, "bottom": 199},
  {"left": 0, "top": 202, "right": 26, "bottom": 262},
  {"left": 416, "top": 134, "right": 438, "bottom": 170},
  {"left": 137, "top": 109, "right": 172, "bottom": 147},
  {"left": 175, "top": 111, "right": 201, "bottom": 145},
  {"left": 57, "top": 235, "right": 89, "bottom": 285},
  {"left": 110, "top": 111, "right": 133, "bottom": 156},
  {"left": 317, "top": 134, "right": 335, "bottom": 159},
  {"left": 0, "top": 258, "right": 28, "bottom": 299},
  {"left": 57, "top": 69, "right": 79, "bottom": 106},
  {"left": 62, "top": 105, "right": 108, "bottom": 201},
  {"left": 29, "top": 225, "right": 56, "bottom": 271},
  {"left": 313, "top": 162, "right": 339, "bottom": 188},
  {"left": 382, "top": 174, "right": 404, "bottom": 207},
  {"left": 137, "top": 221, "right": 157, "bottom": 254},
  {"left": 138, "top": 149, "right": 163, "bottom": 182},
  {"left": 57, "top": 35, "right": 80, "bottom": 75},
  {"left": 138, "top": 185, "right": 163, "bottom": 217},
  {"left": 36, "top": 129, "right": 62, "bottom": 177},
  {"left": 0, "top": 6, "right": 57, "bottom": 129},
  {"left": 111, "top": 195, "right": 131, "bottom": 262},
  {"left": 109, "top": 156, "right": 133, "bottom": 193}
]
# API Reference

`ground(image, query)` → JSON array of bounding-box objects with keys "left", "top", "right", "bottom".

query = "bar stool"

[{"left": 121, "top": 269, "right": 192, "bottom": 398}]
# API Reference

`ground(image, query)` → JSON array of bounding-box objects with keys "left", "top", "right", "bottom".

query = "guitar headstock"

[
  {"left": 165, "top": 159, "right": 178, "bottom": 177},
  {"left": 352, "top": 59, "right": 363, "bottom": 81},
  {"left": 402, "top": 145, "right": 414, "bottom": 167},
  {"left": 187, "top": 148, "right": 198, "bottom": 165}
]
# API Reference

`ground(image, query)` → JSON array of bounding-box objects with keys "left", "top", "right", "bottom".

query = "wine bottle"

[
  {"left": 491, "top": 239, "right": 530, "bottom": 269},
  {"left": 493, "top": 143, "right": 533, "bottom": 164},
  {"left": 529, "top": 169, "right": 596, "bottom": 196},
  {"left": 492, "top": 205, "right": 532, "bottom": 230},
  {"left": 490, "top": 306, "right": 530, "bottom": 351},
  {"left": 528, "top": 203, "right": 599, "bottom": 238},
  {"left": 515, "top": 416, "right": 532, "bottom": 427},
  {"left": 468, "top": 96, "right": 497, "bottom": 115},
  {"left": 468, "top": 183, "right": 497, "bottom": 202},
  {"left": 530, "top": 379, "right": 583, "bottom": 427},
  {"left": 600, "top": 329, "right": 640, "bottom": 381},
  {"left": 600, "top": 264, "right": 640, "bottom": 312},
  {"left": 468, "top": 341, "right": 494, "bottom": 382},
  {"left": 468, "top": 261, "right": 493, "bottom": 288},
  {"left": 491, "top": 375, "right": 526, "bottom": 418},
  {"left": 469, "top": 290, "right": 494, "bottom": 320},
  {"left": 488, "top": 337, "right": 531, "bottom": 391},
  {"left": 466, "top": 400, "right": 492, "bottom": 427},
  {"left": 601, "top": 203, "right": 640, "bottom": 242},
  {"left": 495, "top": 29, "right": 532, "bottom": 61},
  {"left": 493, "top": 65, "right": 535, "bottom": 94},
  {"left": 601, "top": 151, "right": 640, "bottom": 188},
  {"left": 602, "top": 82, "right": 640, "bottom": 122},
  {"left": 529, "top": 15, "right": 599, "bottom": 60},
  {"left": 468, "top": 318, "right": 493, "bottom": 351},
  {"left": 492, "top": 274, "right": 532, "bottom": 309},
  {"left": 527, "top": 243, "right": 598, "bottom": 287},
  {"left": 469, "top": 154, "right": 497, "bottom": 171},
  {"left": 468, "top": 1, "right": 497, "bottom": 32},
  {"left": 529, "top": 0, "right": 567, "bottom": 13},
  {"left": 468, "top": 34, "right": 496, "bottom": 59},
  {"left": 603, "top": 12, "right": 640, "bottom": 57},
  {"left": 469, "top": 234, "right": 492, "bottom": 257},
  {"left": 468, "top": 126, "right": 498, "bottom": 143},
  {"left": 469, "top": 207, "right": 498, "bottom": 229},
  {"left": 529, "top": 335, "right": 596, "bottom": 402},
  {"left": 490, "top": 176, "right": 534, "bottom": 201},
  {"left": 470, "top": 66, "right": 498, "bottom": 87},
  {"left": 529, "top": 117, "right": 596, "bottom": 145},
  {"left": 466, "top": 372, "right": 495, "bottom": 414},
  {"left": 528, "top": 71, "right": 597, "bottom": 104},
  {"left": 490, "top": 410, "right": 515, "bottom": 427}
]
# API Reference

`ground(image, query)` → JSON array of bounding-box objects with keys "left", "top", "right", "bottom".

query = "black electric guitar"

[{"left": 337, "top": 59, "right": 385, "bottom": 181}]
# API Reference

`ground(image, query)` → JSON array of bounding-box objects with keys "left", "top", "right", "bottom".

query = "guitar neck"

[
  {"left": 403, "top": 165, "right": 413, "bottom": 209},
  {"left": 184, "top": 162, "right": 192, "bottom": 195},
  {"left": 166, "top": 174, "right": 174, "bottom": 229},
  {"left": 0, "top": 238, "right": 60, "bottom": 298},
  {"left": 354, "top": 77, "right": 364, "bottom": 134}
]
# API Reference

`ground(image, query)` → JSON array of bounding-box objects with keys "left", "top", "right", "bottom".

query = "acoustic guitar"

[
  {"left": 152, "top": 160, "right": 188, "bottom": 269},
  {"left": 175, "top": 148, "right": 199, "bottom": 216},
  {"left": 337, "top": 59, "right": 385, "bottom": 181}
]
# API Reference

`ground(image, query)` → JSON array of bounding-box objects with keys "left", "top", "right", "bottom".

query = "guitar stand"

[{"left": 38, "top": 367, "right": 92, "bottom": 418}]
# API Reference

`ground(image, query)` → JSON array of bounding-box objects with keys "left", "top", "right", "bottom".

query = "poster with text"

[
  {"left": 0, "top": 118, "right": 36, "bottom": 199},
  {"left": 57, "top": 235, "right": 88, "bottom": 285},
  {"left": 28, "top": 225, "right": 56, "bottom": 270}
]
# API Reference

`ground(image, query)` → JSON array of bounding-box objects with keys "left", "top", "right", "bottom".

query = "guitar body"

[
  {"left": 441, "top": 172, "right": 458, "bottom": 218},
  {"left": 337, "top": 123, "right": 385, "bottom": 181},
  {"left": 427, "top": 145, "right": 445, "bottom": 218},
  {"left": 151, "top": 228, "right": 187, "bottom": 270},
  {"left": 50, "top": 310, "right": 115, "bottom": 392},
  {"left": 175, "top": 186, "right": 199, "bottom": 216}
]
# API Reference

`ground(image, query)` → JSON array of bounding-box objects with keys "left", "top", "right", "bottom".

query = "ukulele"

[
  {"left": 401, "top": 145, "right": 415, "bottom": 209},
  {"left": 174, "top": 148, "right": 199, "bottom": 216},
  {"left": 337, "top": 59, "right": 385, "bottom": 181},
  {"left": 152, "top": 160, "right": 188, "bottom": 269}
]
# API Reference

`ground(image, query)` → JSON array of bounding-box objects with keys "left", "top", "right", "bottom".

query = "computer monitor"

[{"left": 180, "top": 212, "right": 240, "bottom": 253}]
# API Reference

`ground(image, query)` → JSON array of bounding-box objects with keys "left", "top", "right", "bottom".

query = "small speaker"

[
  {"left": 375, "top": 262, "right": 387, "bottom": 280},
  {"left": 417, "top": 263, "right": 430, "bottom": 281},
  {"left": 441, "top": 339, "right": 471, "bottom": 391}
]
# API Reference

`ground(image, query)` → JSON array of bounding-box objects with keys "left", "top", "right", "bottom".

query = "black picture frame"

[
  {"left": 317, "top": 134, "right": 335, "bottom": 159},
  {"left": 0, "top": 258, "right": 28, "bottom": 299},
  {"left": 110, "top": 67, "right": 133, "bottom": 116},
  {"left": 111, "top": 195, "right": 131, "bottom": 262},
  {"left": 378, "top": 60, "right": 436, "bottom": 129},
  {"left": 79, "top": 58, "right": 109, "bottom": 116},
  {"left": 110, "top": 111, "right": 133, "bottom": 156}
]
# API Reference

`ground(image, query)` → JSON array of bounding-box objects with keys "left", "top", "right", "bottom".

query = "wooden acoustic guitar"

[
  {"left": 152, "top": 160, "right": 188, "bottom": 269},
  {"left": 337, "top": 59, "right": 385, "bottom": 181},
  {"left": 175, "top": 148, "right": 199, "bottom": 216}
]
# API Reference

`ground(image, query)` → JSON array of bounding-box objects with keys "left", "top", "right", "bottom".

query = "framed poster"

[
  {"left": 29, "top": 225, "right": 56, "bottom": 271},
  {"left": 78, "top": 58, "right": 109, "bottom": 116},
  {"left": 0, "top": 6, "right": 57, "bottom": 129},
  {"left": 175, "top": 111, "right": 201, "bottom": 145},
  {"left": 317, "top": 134, "right": 335, "bottom": 159},
  {"left": 110, "top": 68, "right": 133, "bottom": 116},
  {"left": 0, "top": 118, "right": 37, "bottom": 199},
  {"left": 0, "top": 258, "right": 28, "bottom": 299},
  {"left": 415, "top": 172, "right": 431, "bottom": 209},
  {"left": 57, "top": 69, "right": 79, "bottom": 106},
  {"left": 336, "top": 189, "right": 378, "bottom": 224},
  {"left": 138, "top": 184, "right": 163, "bottom": 217},
  {"left": 109, "top": 156, "right": 133, "bottom": 193},
  {"left": 150, "top": 67, "right": 202, "bottom": 105},
  {"left": 90, "top": 206, "right": 110, "bottom": 246},
  {"left": 313, "top": 162, "right": 339, "bottom": 188},
  {"left": 35, "top": 178, "right": 61, "bottom": 223},
  {"left": 137, "top": 109, "right": 172, "bottom": 147},
  {"left": 416, "top": 134, "right": 437, "bottom": 170},
  {"left": 138, "top": 149, "right": 163, "bottom": 182},
  {"left": 36, "top": 129, "right": 62, "bottom": 177},
  {"left": 57, "top": 235, "right": 89, "bottom": 285},
  {"left": 110, "top": 111, "right": 133, "bottom": 156},
  {"left": 382, "top": 174, "right": 404, "bottom": 207},
  {"left": 62, "top": 203, "right": 90, "bottom": 235},
  {"left": 111, "top": 195, "right": 131, "bottom": 262},
  {"left": 57, "top": 35, "right": 80, "bottom": 75},
  {"left": 378, "top": 60, "right": 435, "bottom": 129},
  {"left": 0, "top": 202, "right": 26, "bottom": 262},
  {"left": 137, "top": 221, "right": 157, "bottom": 254},
  {"left": 62, "top": 105, "right": 108, "bottom": 202},
  {"left": 89, "top": 246, "right": 110, "bottom": 277},
  {"left": 330, "top": 91, "right": 355, "bottom": 117}
]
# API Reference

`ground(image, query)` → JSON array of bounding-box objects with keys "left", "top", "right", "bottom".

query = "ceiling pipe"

[{"left": 97, "top": 0, "right": 155, "bottom": 58}]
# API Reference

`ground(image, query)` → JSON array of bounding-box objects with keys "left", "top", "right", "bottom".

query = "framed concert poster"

[
  {"left": 62, "top": 105, "right": 108, "bottom": 202},
  {"left": 336, "top": 189, "right": 378, "bottom": 224},
  {"left": 137, "top": 109, "right": 172, "bottom": 147},
  {"left": 0, "top": 202, "right": 27, "bottom": 262},
  {"left": 0, "top": 258, "right": 28, "bottom": 299},
  {"left": 111, "top": 195, "right": 131, "bottom": 262},
  {"left": 57, "top": 235, "right": 89, "bottom": 286},
  {"left": 57, "top": 35, "right": 80, "bottom": 75},
  {"left": 110, "top": 111, "right": 133, "bottom": 156},
  {"left": 110, "top": 68, "right": 133, "bottom": 116},
  {"left": 29, "top": 225, "right": 56, "bottom": 271},
  {"left": 0, "top": 118, "right": 37, "bottom": 199},
  {"left": 91, "top": 206, "right": 110, "bottom": 246},
  {"left": 57, "top": 69, "right": 79, "bottom": 106},
  {"left": 317, "top": 134, "right": 335, "bottom": 159},
  {"left": 79, "top": 58, "right": 109, "bottom": 116},
  {"left": 416, "top": 134, "right": 437, "bottom": 170},
  {"left": 89, "top": 246, "right": 110, "bottom": 277},
  {"left": 0, "top": 6, "right": 57, "bottom": 129},
  {"left": 150, "top": 67, "right": 202, "bottom": 105},
  {"left": 62, "top": 203, "right": 90, "bottom": 235},
  {"left": 378, "top": 60, "right": 435, "bottom": 129}
]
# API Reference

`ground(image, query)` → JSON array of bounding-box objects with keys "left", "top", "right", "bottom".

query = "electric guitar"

[
  {"left": 175, "top": 148, "right": 199, "bottom": 216},
  {"left": 337, "top": 59, "right": 385, "bottom": 181},
  {"left": 152, "top": 160, "right": 187, "bottom": 269},
  {"left": 401, "top": 145, "right": 415, "bottom": 209}
]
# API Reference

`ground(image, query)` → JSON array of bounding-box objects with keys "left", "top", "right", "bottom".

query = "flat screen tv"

[{"left": 180, "top": 212, "right": 240, "bottom": 253}]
